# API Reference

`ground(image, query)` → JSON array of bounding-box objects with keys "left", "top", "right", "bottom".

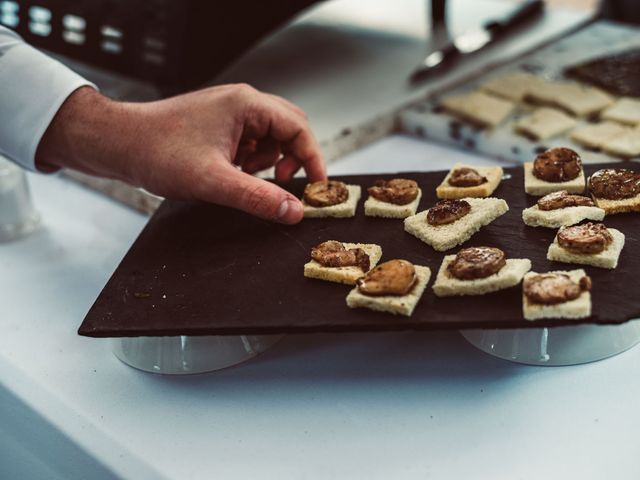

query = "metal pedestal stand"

[
  {"left": 112, "top": 334, "right": 284, "bottom": 374},
  {"left": 461, "top": 320, "right": 640, "bottom": 366}
]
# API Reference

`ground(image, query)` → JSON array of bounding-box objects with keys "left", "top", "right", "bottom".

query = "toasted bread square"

[
  {"left": 364, "top": 189, "right": 422, "bottom": 219},
  {"left": 551, "top": 84, "right": 613, "bottom": 117},
  {"left": 591, "top": 192, "right": 640, "bottom": 215},
  {"left": 436, "top": 164, "right": 503, "bottom": 199},
  {"left": 524, "top": 80, "right": 563, "bottom": 104},
  {"left": 480, "top": 72, "right": 546, "bottom": 102},
  {"left": 525, "top": 81, "right": 612, "bottom": 117},
  {"left": 303, "top": 185, "right": 361, "bottom": 218},
  {"left": 346, "top": 265, "right": 431, "bottom": 316},
  {"left": 601, "top": 98, "right": 640, "bottom": 126},
  {"left": 570, "top": 121, "right": 628, "bottom": 149},
  {"left": 433, "top": 256, "right": 531, "bottom": 297},
  {"left": 523, "top": 270, "right": 591, "bottom": 320},
  {"left": 440, "top": 91, "right": 515, "bottom": 128},
  {"left": 547, "top": 227, "right": 625, "bottom": 269},
  {"left": 404, "top": 197, "right": 509, "bottom": 252},
  {"left": 303, "top": 242, "right": 383, "bottom": 285},
  {"left": 522, "top": 204, "right": 605, "bottom": 228},
  {"left": 514, "top": 107, "right": 576, "bottom": 140},
  {"left": 524, "top": 162, "right": 585, "bottom": 196},
  {"left": 601, "top": 127, "right": 640, "bottom": 158}
]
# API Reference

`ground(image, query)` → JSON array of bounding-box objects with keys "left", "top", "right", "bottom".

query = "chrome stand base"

[
  {"left": 111, "top": 334, "right": 284, "bottom": 374},
  {"left": 461, "top": 320, "right": 640, "bottom": 366}
]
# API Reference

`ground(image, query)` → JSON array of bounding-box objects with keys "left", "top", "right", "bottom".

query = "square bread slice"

[
  {"left": 550, "top": 84, "right": 613, "bottom": 118},
  {"left": 524, "top": 80, "right": 565, "bottom": 106},
  {"left": 524, "top": 162, "right": 585, "bottom": 196},
  {"left": 404, "top": 197, "right": 509, "bottom": 252},
  {"left": 547, "top": 227, "right": 625, "bottom": 269},
  {"left": 570, "top": 121, "right": 628, "bottom": 149},
  {"left": 525, "top": 81, "right": 613, "bottom": 117},
  {"left": 346, "top": 265, "right": 431, "bottom": 316},
  {"left": 303, "top": 185, "right": 361, "bottom": 218},
  {"left": 436, "top": 164, "right": 503, "bottom": 199},
  {"left": 523, "top": 269, "right": 591, "bottom": 320},
  {"left": 304, "top": 242, "right": 383, "bottom": 285},
  {"left": 432, "top": 256, "right": 531, "bottom": 297},
  {"left": 514, "top": 107, "right": 577, "bottom": 140},
  {"left": 522, "top": 204, "right": 605, "bottom": 228},
  {"left": 601, "top": 126, "right": 640, "bottom": 159},
  {"left": 440, "top": 91, "right": 515, "bottom": 128},
  {"left": 591, "top": 192, "right": 640, "bottom": 215},
  {"left": 601, "top": 98, "right": 640, "bottom": 126},
  {"left": 364, "top": 189, "right": 422, "bottom": 219},
  {"left": 480, "top": 72, "right": 546, "bottom": 102}
]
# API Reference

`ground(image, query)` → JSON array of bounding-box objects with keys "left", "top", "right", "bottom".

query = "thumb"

[{"left": 209, "top": 165, "right": 304, "bottom": 224}]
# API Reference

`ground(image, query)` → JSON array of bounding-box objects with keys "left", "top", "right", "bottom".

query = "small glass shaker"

[{"left": 0, "top": 155, "right": 40, "bottom": 242}]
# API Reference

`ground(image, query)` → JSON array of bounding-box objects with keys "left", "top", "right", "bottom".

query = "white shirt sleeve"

[{"left": 0, "top": 26, "right": 96, "bottom": 171}]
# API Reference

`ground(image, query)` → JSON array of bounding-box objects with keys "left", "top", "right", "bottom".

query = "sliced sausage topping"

[
  {"left": 356, "top": 259, "right": 417, "bottom": 296},
  {"left": 447, "top": 247, "right": 506, "bottom": 280},
  {"left": 532, "top": 147, "right": 582, "bottom": 183},
  {"left": 426, "top": 199, "right": 471, "bottom": 225},
  {"left": 537, "top": 190, "right": 595, "bottom": 211},
  {"left": 368, "top": 178, "right": 419, "bottom": 205},
  {"left": 557, "top": 222, "right": 613, "bottom": 254},
  {"left": 524, "top": 272, "right": 591, "bottom": 305},
  {"left": 304, "top": 180, "right": 349, "bottom": 207},
  {"left": 311, "top": 240, "right": 370, "bottom": 272},
  {"left": 589, "top": 168, "right": 640, "bottom": 200},
  {"left": 448, "top": 167, "right": 488, "bottom": 187}
]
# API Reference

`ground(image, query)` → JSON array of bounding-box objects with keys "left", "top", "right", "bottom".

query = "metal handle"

[{"left": 485, "top": 0, "right": 545, "bottom": 37}]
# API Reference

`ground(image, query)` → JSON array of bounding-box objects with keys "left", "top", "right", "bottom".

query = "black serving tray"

[{"left": 79, "top": 162, "right": 640, "bottom": 337}]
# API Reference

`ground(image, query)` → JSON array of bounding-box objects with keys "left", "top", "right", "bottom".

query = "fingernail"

[
  {"left": 277, "top": 198, "right": 303, "bottom": 223},
  {"left": 277, "top": 199, "right": 289, "bottom": 219}
]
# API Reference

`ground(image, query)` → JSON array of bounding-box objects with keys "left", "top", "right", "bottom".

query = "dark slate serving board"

[{"left": 79, "top": 163, "right": 640, "bottom": 337}]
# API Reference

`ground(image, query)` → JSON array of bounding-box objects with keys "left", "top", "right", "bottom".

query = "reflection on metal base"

[
  {"left": 112, "top": 334, "right": 284, "bottom": 374},
  {"left": 461, "top": 320, "right": 640, "bottom": 366}
]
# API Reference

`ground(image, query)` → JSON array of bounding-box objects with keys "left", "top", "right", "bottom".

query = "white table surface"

[{"left": 2, "top": 135, "right": 640, "bottom": 480}]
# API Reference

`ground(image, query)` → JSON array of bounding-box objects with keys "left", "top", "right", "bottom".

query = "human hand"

[{"left": 37, "top": 84, "right": 326, "bottom": 224}]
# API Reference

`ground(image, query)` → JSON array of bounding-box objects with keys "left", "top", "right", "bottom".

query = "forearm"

[{"left": 36, "top": 87, "right": 144, "bottom": 183}]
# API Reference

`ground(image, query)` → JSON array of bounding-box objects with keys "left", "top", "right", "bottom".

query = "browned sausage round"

[
  {"left": 427, "top": 199, "right": 471, "bottom": 225},
  {"left": 368, "top": 178, "right": 419, "bottom": 205},
  {"left": 304, "top": 180, "right": 349, "bottom": 207},
  {"left": 537, "top": 190, "right": 595, "bottom": 211},
  {"left": 589, "top": 168, "right": 640, "bottom": 200},
  {"left": 532, "top": 147, "right": 582, "bottom": 183},
  {"left": 448, "top": 167, "right": 487, "bottom": 187},
  {"left": 557, "top": 222, "right": 613, "bottom": 254},
  {"left": 311, "top": 240, "right": 370, "bottom": 272},
  {"left": 447, "top": 247, "right": 506, "bottom": 280},
  {"left": 356, "top": 259, "right": 417, "bottom": 296},
  {"left": 524, "top": 273, "right": 591, "bottom": 305}
]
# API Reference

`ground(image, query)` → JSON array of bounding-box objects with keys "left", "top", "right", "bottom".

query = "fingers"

[
  {"left": 282, "top": 127, "right": 326, "bottom": 181},
  {"left": 240, "top": 138, "right": 281, "bottom": 174},
  {"left": 234, "top": 139, "right": 257, "bottom": 166},
  {"left": 202, "top": 163, "right": 303, "bottom": 224},
  {"left": 265, "top": 93, "right": 307, "bottom": 118},
  {"left": 244, "top": 93, "right": 326, "bottom": 183},
  {"left": 242, "top": 151, "right": 280, "bottom": 175},
  {"left": 274, "top": 154, "right": 302, "bottom": 182}
]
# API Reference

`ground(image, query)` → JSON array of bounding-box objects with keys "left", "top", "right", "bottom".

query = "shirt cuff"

[{"left": 0, "top": 44, "right": 96, "bottom": 171}]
